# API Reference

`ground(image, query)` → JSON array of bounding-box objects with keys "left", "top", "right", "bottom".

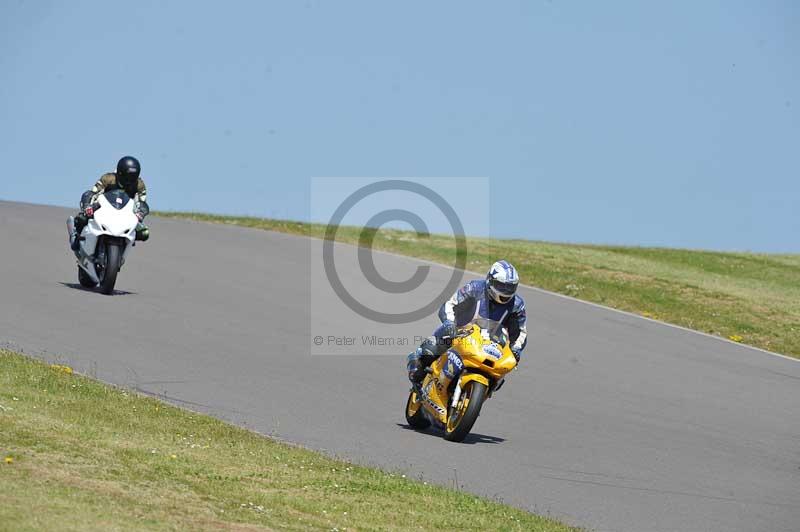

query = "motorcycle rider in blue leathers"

[{"left": 407, "top": 260, "right": 527, "bottom": 384}]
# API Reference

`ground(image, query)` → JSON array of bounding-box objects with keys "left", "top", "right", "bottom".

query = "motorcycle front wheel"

[
  {"left": 444, "top": 380, "right": 487, "bottom": 442},
  {"left": 98, "top": 244, "right": 121, "bottom": 295}
]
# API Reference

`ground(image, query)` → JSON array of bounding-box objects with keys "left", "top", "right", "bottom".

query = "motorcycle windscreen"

[
  {"left": 104, "top": 189, "right": 131, "bottom": 210},
  {"left": 471, "top": 317, "right": 509, "bottom": 347}
]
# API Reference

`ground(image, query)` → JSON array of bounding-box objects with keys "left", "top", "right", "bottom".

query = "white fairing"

[{"left": 73, "top": 194, "right": 138, "bottom": 283}]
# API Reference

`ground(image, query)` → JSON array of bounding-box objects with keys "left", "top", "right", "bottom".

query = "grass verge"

[
  {"left": 0, "top": 350, "right": 574, "bottom": 532},
  {"left": 156, "top": 212, "right": 800, "bottom": 359}
]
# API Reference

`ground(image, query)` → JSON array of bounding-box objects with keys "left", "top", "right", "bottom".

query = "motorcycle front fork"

[{"left": 94, "top": 244, "right": 106, "bottom": 270}]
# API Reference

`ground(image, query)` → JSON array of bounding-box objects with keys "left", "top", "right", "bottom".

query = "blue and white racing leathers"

[{"left": 420, "top": 279, "right": 528, "bottom": 361}]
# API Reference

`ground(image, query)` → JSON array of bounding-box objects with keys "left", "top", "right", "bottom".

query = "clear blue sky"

[{"left": 1, "top": 1, "right": 797, "bottom": 252}]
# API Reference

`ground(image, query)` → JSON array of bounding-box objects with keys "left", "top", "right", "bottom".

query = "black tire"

[
  {"left": 444, "top": 380, "right": 487, "bottom": 442},
  {"left": 98, "top": 244, "right": 121, "bottom": 295},
  {"left": 405, "top": 389, "right": 430, "bottom": 430},
  {"left": 78, "top": 266, "right": 96, "bottom": 288}
]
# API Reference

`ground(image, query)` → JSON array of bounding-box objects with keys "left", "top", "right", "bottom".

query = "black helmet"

[{"left": 116, "top": 156, "right": 141, "bottom": 189}]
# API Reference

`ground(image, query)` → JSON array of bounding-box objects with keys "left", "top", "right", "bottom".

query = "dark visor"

[
  {"left": 489, "top": 279, "right": 517, "bottom": 296},
  {"left": 118, "top": 174, "right": 137, "bottom": 187}
]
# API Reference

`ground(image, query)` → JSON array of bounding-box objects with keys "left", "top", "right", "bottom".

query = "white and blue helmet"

[{"left": 486, "top": 260, "right": 520, "bottom": 304}]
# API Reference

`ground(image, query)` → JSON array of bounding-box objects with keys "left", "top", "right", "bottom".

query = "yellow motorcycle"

[{"left": 405, "top": 317, "right": 517, "bottom": 442}]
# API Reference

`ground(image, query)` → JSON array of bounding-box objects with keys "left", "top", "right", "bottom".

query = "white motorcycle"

[{"left": 66, "top": 189, "right": 144, "bottom": 294}]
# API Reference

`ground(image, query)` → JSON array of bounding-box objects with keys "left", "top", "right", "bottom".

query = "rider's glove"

[
  {"left": 512, "top": 348, "right": 522, "bottom": 364},
  {"left": 440, "top": 319, "right": 456, "bottom": 339},
  {"left": 136, "top": 211, "right": 144, "bottom": 222},
  {"left": 84, "top": 206, "right": 94, "bottom": 217}
]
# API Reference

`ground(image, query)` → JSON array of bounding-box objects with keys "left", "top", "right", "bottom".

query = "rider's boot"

[
  {"left": 70, "top": 228, "right": 83, "bottom": 251},
  {"left": 71, "top": 214, "right": 87, "bottom": 252},
  {"left": 407, "top": 348, "right": 425, "bottom": 384},
  {"left": 135, "top": 223, "right": 149, "bottom": 242},
  {"left": 407, "top": 346, "right": 435, "bottom": 384}
]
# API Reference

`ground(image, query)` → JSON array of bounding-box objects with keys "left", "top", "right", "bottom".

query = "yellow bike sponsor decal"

[{"left": 420, "top": 380, "right": 446, "bottom": 416}]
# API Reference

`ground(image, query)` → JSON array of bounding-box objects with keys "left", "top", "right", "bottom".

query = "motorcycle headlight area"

[{"left": 92, "top": 211, "right": 136, "bottom": 236}]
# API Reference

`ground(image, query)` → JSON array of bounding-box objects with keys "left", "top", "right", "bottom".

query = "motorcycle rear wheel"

[
  {"left": 78, "top": 266, "right": 96, "bottom": 288},
  {"left": 444, "top": 380, "right": 487, "bottom": 442},
  {"left": 405, "top": 389, "right": 430, "bottom": 430}
]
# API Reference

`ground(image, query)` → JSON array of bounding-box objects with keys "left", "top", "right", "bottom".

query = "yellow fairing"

[
  {"left": 418, "top": 355, "right": 451, "bottom": 424},
  {"left": 458, "top": 372, "right": 489, "bottom": 388},
  {"left": 417, "top": 323, "right": 517, "bottom": 425},
  {"left": 451, "top": 324, "right": 517, "bottom": 380}
]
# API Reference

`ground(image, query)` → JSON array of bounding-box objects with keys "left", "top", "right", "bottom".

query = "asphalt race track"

[{"left": 1, "top": 200, "right": 798, "bottom": 532}]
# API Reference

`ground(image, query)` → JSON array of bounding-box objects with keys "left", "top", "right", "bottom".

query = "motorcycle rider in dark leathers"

[{"left": 71, "top": 156, "right": 150, "bottom": 251}]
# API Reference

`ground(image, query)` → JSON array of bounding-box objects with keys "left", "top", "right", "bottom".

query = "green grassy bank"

[{"left": 0, "top": 350, "right": 574, "bottom": 531}]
